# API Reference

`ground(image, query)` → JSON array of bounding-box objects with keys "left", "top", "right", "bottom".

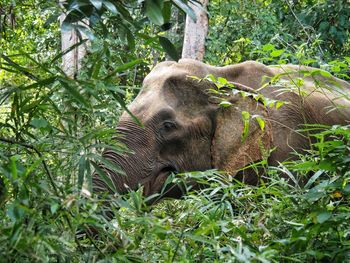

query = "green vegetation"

[{"left": 0, "top": 0, "right": 349, "bottom": 262}]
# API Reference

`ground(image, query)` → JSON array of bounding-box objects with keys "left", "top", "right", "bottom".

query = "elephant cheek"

[
  {"left": 93, "top": 149, "right": 148, "bottom": 194},
  {"left": 187, "top": 139, "right": 212, "bottom": 171}
]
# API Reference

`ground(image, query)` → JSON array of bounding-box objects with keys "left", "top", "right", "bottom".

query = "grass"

[{"left": 4, "top": 122, "right": 350, "bottom": 262}]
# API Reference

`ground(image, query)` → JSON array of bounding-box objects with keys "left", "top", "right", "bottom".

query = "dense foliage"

[
  {"left": 0, "top": 0, "right": 349, "bottom": 262},
  {"left": 206, "top": 0, "right": 350, "bottom": 65}
]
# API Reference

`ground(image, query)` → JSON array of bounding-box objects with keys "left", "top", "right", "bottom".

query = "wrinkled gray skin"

[{"left": 93, "top": 59, "right": 350, "bottom": 198}]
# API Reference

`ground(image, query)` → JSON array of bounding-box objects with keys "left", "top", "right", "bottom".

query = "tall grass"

[{"left": 1, "top": 124, "right": 349, "bottom": 262}]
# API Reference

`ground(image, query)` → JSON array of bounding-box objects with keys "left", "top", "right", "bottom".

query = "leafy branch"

[{"left": 0, "top": 136, "right": 60, "bottom": 196}]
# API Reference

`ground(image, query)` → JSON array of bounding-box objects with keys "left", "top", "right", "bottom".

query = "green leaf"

[
  {"left": 270, "top": 49, "right": 284, "bottom": 57},
  {"left": 91, "top": 161, "right": 118, "bottom": 193},
  {"left": 162, "top": 1, "right": 172, "bottom": 22},
  {"left": 130, "top": 189, "right": 143, "bottom": 212},
  {"left": 76, "top": 25, "right": 95, "bottom": 41},
  {"left": 58, "top": 78, "right": 90, "bottom": 108},
  {"left": 172, "top": 0, "right": 196, "bottom": 22},
  {"left": 183, "top": 233, "right": 216, "bottom": 245},
  {"left": 241, "top": 111, "right": 250, "bottom": 142},
  {"left": 304, "top": 170, "right": 324, "bottom": 189},
  {"left": 7, "top": 203, "right": 25, "bottom": 221},
  {"left": 316, "top": 212, "right": 331, "bottom": 224},
  {"left": 319, "top": 70, "right": 332, "bottom": 78},
  {"left": 50, "top": 202, "right": 59, "bottom": 215},
  {"left": 145, "top": 0, "right": 164, "bottom": 25},
  {"left": 44, "top": 13, "right": 60, "bottom": 28},
  {"left": 78, "top": 156, "right": 86, "bottom": 190},
  {"left": 219, "top": 101, "right": 232, "bottom": 108},
  {"left": 301, "top": 58, "right": 317, "bottom": 65},
  {"left": 319, "top": 160, "right": 335, "bottom": 171},
  {"left": 310, "top": 69, "right": 328, "bottom": 77},
  {"left": 2, "top": 76, "right": 57, "bottom": 96},
  {"left": 51, "top": 39, "right": 88, "bottom": 64},
  {"left": 0, "top": 54, "right": 39, "bottom": 81},
  {"left": 9, "top": 156, "right": 19, "bottom": 180},
  {"left": 109, "top": 91, "right": 143, "bottom": 127},
  {"left": 253, "top": 115, "right": 265, "bottom": 131},
  {"left": 217, "top": 77, "right": 228, "bottom": 85},
  {"left": 60, "top": 21, "right": 73, "bottom": 32},
  {"left": 262, "top": 44, "right": 275, "bottom": 51},
  {"left": 30, "top": 118, "right": 49, "bottom": 129},
  {"left": 319, "top": 21, "right": 329, "bottom": 31},
  {"left": 86, "top": 159, "right": 92, "bottom": 192},
  {"left": 343, "top": 184, "right": 350, "bottom": 194},
  {"left": 158, "top": 36, "right": 179, "bottom": 61},
  {"left": 104, "top": 1, "right": 118, "bottom": 14},
  {"left": 90, "top": 154, "right": 125, "bottom": 176},
  {"left": 89, "top": 143, "right": 131, "bottom": 154},
  {"left": 114, "top": 2, "right": 133, "bottom": 23},
  {"left": 104, "top": 59, "right": 143, "bottom": 80},
  {"left": 303, "top": 180, "right": 329, "bottom": 202},
  {"left": 276, "top": 101, "right": 285, "bottom": 109},
  {"left": 206, "top": 74, "right": 216, "bottom": 82},
  {"left": 126, "top": 29, "right": 135, "bottom": 50},
  {"left": 91, "top": 59, "right": 102, "bottom": 79},
  {"left": 90, "top": 0, "right": 102, "bottom": 10}
]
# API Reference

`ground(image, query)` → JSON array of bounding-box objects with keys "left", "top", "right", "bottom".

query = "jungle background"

[{"left": 0, "top": 0, "right": 350, "bottom": 262}]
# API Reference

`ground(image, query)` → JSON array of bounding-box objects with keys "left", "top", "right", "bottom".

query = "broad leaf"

[
  {"left": 159, "top": 36, "right": 179, "bottom": 61},
  {"left": 104, "top": 1, "right": 118, "bottom": 14},
  {"left": 172, "top": 0, "right": 196, "bottom": 22},
  {"left": 145, "top": 0, "right": 164, "bottom": 25},
  {"left": 90, "top": 0, "right": 103, "bottom": 10},
  {"left": 270, "top": 49, "right": 284, "bottom": 57}
]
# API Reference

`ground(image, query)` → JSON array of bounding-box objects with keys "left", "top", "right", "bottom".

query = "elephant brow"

[{"left": 149, "top": 109, "right": 175, "bottom": 124}]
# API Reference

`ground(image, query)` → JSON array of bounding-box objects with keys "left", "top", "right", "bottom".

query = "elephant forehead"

[
  {"left": 127, "top": 90, "right": 168, "bottom": 120},
  {"left": 143, "top": 59, "right": 211, "bottom": 87},
  {"left": 143, "top": 70, "right": 190, "bottom": 91},
  {"left": 122, "top": 60, "right": 215, "bottom": 123}
]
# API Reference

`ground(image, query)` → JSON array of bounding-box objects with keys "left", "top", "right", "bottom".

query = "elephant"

[{"left": 93, "top": 58, "right": 350, "bottom": 198}]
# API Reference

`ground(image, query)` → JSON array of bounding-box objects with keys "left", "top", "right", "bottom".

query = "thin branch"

[
  {"left": 283, "top": 0, "right": 324, "bottom": 57},
  {"left": 0, "top": 136, "right": 61, "bottom": 196},
  {"left": 0, "top": 54, "right": 39, "bottom": 81},
  {"left": 83, "top": 224, "right": 106, "bottom": 256},
  {"left": 171, "top": 211, "right": 190, "bottom": 263},
  {"left": 0, "top": 136, "right": 90, "bottom": 251}
]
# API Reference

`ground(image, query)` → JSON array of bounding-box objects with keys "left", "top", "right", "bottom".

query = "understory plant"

[
  {"left": 1, "top": 0, "right": 350, "bottom": 262},
  {"left": 1, "top": 123, "right": 349, "bottom": 262}
]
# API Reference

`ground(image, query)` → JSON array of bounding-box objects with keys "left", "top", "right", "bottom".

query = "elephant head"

[{"left": 93, "top": 59, "right": 274, "bottom": 198}]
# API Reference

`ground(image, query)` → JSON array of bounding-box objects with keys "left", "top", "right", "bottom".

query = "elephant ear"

[{"left": 211, "top": 85, "right": 273, "bottom": 181}]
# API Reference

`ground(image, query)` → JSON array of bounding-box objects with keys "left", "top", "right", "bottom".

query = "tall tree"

[
  {"left": 182, "top": 0, "right": 209, "bottom": 61},
  {"left": 59, "top": 0, "right": 88, "bottom": 78}
]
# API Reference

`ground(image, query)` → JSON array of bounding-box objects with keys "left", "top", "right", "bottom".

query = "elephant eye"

[{"left": 161, "top": 121, "right": 177, "bottom": 133}]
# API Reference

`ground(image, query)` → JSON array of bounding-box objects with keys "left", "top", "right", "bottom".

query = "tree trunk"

[
  {"left": 181, "top": 0, "right": 209, "bottom": 61},
  {"left": 59, "top": 2, "right": 89, "bottom": 137},
  {"left": 59, "top": 2, "right": 88, "bottom": 78}
]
